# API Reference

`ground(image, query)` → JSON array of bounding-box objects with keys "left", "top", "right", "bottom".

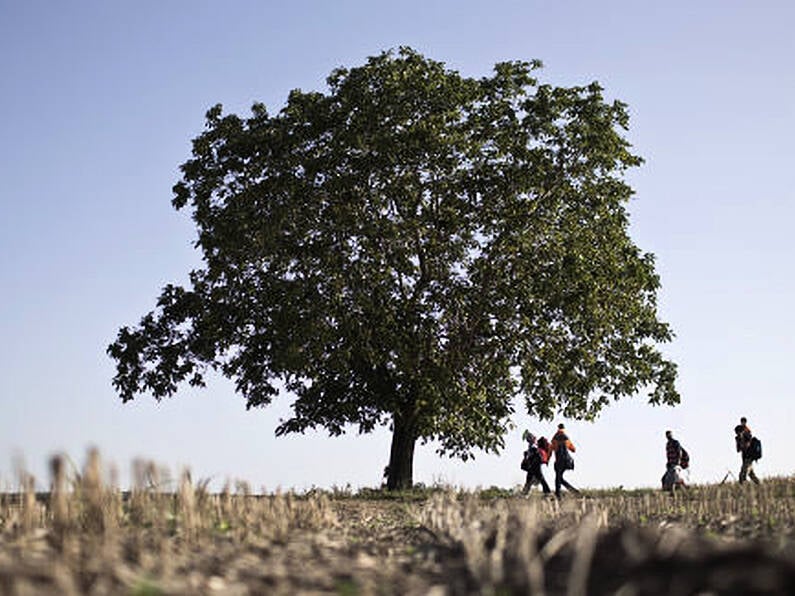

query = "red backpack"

[{"left": 536, "top": 437, "right": 550, "bottom": 465}]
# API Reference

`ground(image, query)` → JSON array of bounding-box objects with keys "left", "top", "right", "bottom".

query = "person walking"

[
  {"left": 735, "top": 424, "right": 760, "bottom": 485},
  {"left": 662, "top": 430, "right": 688, "bottom": 491},
  {"left": 550, "top": 423, "right": 579, "bottom": 498},
  {"left": 521, "top": 431, "right": 551, "bottom": 495}
]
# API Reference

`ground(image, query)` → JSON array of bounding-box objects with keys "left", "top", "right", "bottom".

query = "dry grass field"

[{"left": 1, "top": 450, "right": 794, "bottom": 595}]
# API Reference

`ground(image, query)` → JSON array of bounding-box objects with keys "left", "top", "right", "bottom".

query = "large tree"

[{"left": 108, "top": 48, "right": 677, "bottom": 490}]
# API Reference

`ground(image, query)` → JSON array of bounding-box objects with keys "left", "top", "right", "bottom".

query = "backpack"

[
  {"left": 749, "top": 437, "right": 762, "bottom": 461},
  {"left": 556, "top": 435, "right": 574, "bottom": 470},
  {"left": 679, "top": 447, "right": 690, "bottom": 470},
  {"left": 536, "top": 437, "right": 550, "bottom": 465},
  {"left": 520, "top": 447, "right": 541, "bottom": 471}
]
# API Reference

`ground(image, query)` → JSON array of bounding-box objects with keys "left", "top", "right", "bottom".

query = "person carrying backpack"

[
  {"left": 735, "top": 424, "right": 761, "bottom": 485},
  {"left": 550, "top": 424, "right": 579, "bottom": 498},
  {"left": 520, "top": 431, "right": 551, "bottom": 495},
  {"left": 662, "top": 430, "right": 688, "bottom": 491}
]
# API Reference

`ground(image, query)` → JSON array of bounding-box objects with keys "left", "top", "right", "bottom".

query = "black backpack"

[
  {"left": 556, "top": 435, "right": 574, "bottom": 470},
  {"left": 749, "top": 437, "right": 762, "bottom": 461},
  {"left": 679, "top": 447, "right": 690, "bottom": 469},
  {"left": 521, "top": 447, "right": 541, "bottom": 471}
]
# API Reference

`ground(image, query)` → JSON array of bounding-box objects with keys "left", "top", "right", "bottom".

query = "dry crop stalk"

[
  {"left": 178, "top": 468, "right": 197, "bottom": 544},
  {"left": 50, "top": 454, "right": 69, "bottom": 539},
  {"left": 21, "top": 471, "right": 37, "bottom": 534}
]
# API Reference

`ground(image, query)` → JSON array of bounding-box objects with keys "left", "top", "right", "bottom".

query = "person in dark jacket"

[
  {"left": 735, "top": 424, "right": 760, "bottom": 484},
  {"left": 521, "top": 432, "right": 551, "bottom": 495},
  {"left": 550, "top": 424, "right": 579, "bottom": 498},
  {"left": 662, "top": 430, "right": 686, "bottom": 491},
  {"left": 665, "top": 430, "right": 682, "bottom": 469}
]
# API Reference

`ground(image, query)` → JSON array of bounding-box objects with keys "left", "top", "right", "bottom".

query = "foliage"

[{"left": 107, "top": 47, "right": 678, "bottom": 488}]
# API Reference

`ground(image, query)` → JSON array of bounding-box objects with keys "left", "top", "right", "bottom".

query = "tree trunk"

[{"left": 386, "top": 412, "right": 417, "bottom": 490}]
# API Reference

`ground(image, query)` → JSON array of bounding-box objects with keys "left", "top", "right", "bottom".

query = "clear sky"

[{"left": 1, "top": 1, "right": 793, "bottom": 492}]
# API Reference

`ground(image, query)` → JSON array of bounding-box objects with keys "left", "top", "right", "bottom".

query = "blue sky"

[{"left": 1, "top": 1, "right": 793, "bottom": 491}]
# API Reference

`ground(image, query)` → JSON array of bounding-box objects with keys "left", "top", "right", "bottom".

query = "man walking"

[
  {"left": 521, "top": 431, "right": 551, "bottom": 495},
  {"left": 550, "top": 423, "right": 579, "bottom": 498},
  {"left": 662, "top": 430, "right": 687, "bottom": 491},
  {"left": 735, "top": 424, "right": 760, "bottom": 485}
]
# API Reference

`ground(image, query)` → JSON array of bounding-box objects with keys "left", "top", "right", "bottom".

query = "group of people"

[
  {"left": 522, "top": 417, "right": 763, "bottom": 496},
  {"left": 663, "top": 416, "right": 762, "bottom": 490},
  {"left": 521, "top": 423, "right": 580, "bottom": 498}
]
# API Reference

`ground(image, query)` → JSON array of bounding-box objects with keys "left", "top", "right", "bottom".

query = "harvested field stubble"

[
  {"left": 0, "top": 452, "right": 794, "bottom": 595},
  {"left": 421, "top": 485, "right": 795, "bottom": 594}
]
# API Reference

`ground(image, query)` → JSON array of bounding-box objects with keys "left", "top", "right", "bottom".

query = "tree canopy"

[{"left": 108, "top": 48, "right": 678, "bottom": 489}]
